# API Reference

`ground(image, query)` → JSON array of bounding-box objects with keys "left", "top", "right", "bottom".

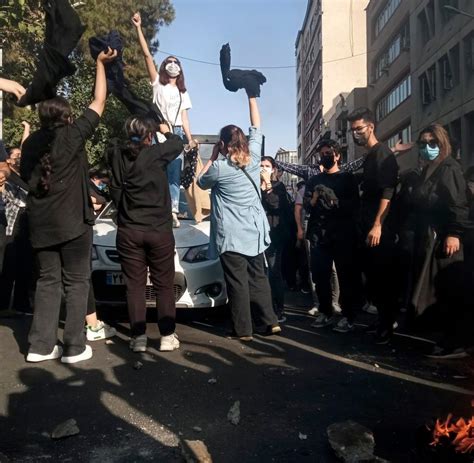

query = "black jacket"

[{"left": 108, "top": 134, "right": 183, "bottom": 232}]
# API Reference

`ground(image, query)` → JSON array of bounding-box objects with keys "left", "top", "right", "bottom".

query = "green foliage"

[{"left": 1, "top": 0, "right": 174, "bottom": 165}]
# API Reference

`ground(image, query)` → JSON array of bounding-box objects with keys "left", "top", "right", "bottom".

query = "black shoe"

[
  {"left": 426, "top": 346, "right": 468, "bottom": 359},
  {"left": 374, "top": 329, "right": 392, "bottom": 345},
  {"left": 365, "top": 322, "right": 379, "bottom": 334}
]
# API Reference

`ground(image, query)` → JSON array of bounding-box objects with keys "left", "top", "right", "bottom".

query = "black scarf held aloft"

[
  {"left": 89, "top": 31, "right": 165, "bottom": 124},
  {"left": 219, "top": 43, "right": 266, "bottom": 98},
  {"left": 17, "top": 0, "right": 85, "bottom": 107}
]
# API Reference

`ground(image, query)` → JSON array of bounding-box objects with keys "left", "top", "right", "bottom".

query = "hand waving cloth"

[
  {"left": 89, "top": 31, "right": 164, "bottom": 124},
  {"left": 17, "top": 0, "right": 85, "bottom": 107},
  {"left": 219, "top": 43, "right": 266, "bottom": 97}
]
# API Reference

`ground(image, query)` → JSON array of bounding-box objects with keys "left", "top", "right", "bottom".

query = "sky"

[{"left": 155, "top": 0, "right": 308, "bottom": 156}]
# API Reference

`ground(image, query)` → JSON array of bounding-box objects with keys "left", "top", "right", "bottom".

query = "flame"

[{"left": 430, "top": 414, "right": 474, "bottom": 454}]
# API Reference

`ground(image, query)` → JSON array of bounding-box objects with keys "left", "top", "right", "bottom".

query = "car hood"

[{"left": 93, "top": 219, "right": 210, "bottom": 249}]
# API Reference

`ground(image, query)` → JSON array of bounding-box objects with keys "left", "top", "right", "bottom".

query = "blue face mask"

[
  {"left": 419, "top": 144, "right": 440, "bottom": 161},
  {"left": 97, "top": 182, "right": 107, "bottom": 191}
]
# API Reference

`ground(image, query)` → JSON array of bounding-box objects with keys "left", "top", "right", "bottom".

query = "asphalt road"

[{"left": 0, "top": 291, "right": 473, "bottom": 463}]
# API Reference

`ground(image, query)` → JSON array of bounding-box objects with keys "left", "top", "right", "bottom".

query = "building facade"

[
  {"left": 296, "top": 0, "right": 369, "bottom": 165},
  {"left": 366, "top": 0, "right": 474, "bottom": 166},
  {"left": 275, "top": 148, "right": 299, "bottom": 191}
]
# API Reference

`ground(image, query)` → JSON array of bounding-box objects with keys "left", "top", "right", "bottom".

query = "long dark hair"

[
  {"left": 124, "top": 117, "right": 154, "bottom": 159},
  {"left": 418, "top": 123, "right": 452, "bottom": 160},
  {"left": 35, "top": 97, "right": 73, "bottom": 197},
  {"left": 219, "top": 124, "right": 250, "bottom": 168},
  {"left": 158, "top": 56, "right": 187, "bottom": 93}
]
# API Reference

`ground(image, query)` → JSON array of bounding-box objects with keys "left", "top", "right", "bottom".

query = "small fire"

[{"left": 429, "top": 414, "right": 474, "bottom": 454}]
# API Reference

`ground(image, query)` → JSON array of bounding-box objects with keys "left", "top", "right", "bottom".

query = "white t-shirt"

[{"left": 151, "top": 76, "right": 192, "bottom": 127}]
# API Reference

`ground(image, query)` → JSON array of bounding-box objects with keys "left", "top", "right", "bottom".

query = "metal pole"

[{"left": 444, "top": 5, "right": 474, "bottom": 20}]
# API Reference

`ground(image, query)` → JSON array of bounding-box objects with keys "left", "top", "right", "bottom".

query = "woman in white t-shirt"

[{"left": 132, "top": 12, "right": 196, "bottom": 227}]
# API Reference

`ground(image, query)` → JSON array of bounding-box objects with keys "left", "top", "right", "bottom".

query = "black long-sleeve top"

[
  {"left": 108, "top": 133, "right": 183, "bottom": 232},
  {"left": 261, "top": 180, "right": 293, "bottom": 247},
  {"left": 412, "top": 156, "right": 469, "bottom": 239},
  {"left": 304, "top": 171, "right": 360, "bottom": 246}
]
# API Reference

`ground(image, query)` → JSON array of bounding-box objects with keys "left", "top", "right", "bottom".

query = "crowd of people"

[{"left": 0, "top": 4, "right": 473, "bottom": 365}]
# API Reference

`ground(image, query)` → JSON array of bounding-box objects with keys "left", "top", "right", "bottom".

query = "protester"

[
  {"left": 347, "top": 107, "right": 399, "bottom": 344},
  {"left": 108, "top": 117, "right": 183, "bottom": 353},
  {"left": 0, "top": 122, "right": 33, "bottom": 313},
  {"left": 20, "top": 48, "right": 117, "bottom": 364},
  {"left": 197, "top": 93, "right": 280, "bottom": 341},
  {"left": 89, "top": 168, "right": 110, "bottom": 215},
  {"left": 411, "top": 124, "right": 471, "bottom": 358},
  {"left": 132, "top": 12, "right": 197, "bottom": 228},
  {"left": 260, "top": 156, "right": 293, "bottom": 322},
  {"left": 304, "top": 140, "right": 364, "bottom": 333}
]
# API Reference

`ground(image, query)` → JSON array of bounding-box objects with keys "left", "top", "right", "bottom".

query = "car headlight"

[
  {"left": 91, "top": 245, "right": 98, "bottom": 261},
  {"left": 182, "top": 244, "right": 209, "bottom": 263}
]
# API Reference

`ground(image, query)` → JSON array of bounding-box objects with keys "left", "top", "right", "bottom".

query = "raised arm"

[
  {"left": 0, "top": 78, "right": 26, "bottom": 101},
  {"left": 248, "top": 96, "right": 261, "bottom": 128},
  {"left": 132, "top": 12, "right": 159, "bottom": 83},
  {"left": 89, "top": 48, "right": 118, "bottom": 117}
]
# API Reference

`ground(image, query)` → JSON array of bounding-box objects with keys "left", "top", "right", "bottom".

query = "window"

[
  {"left": 298, "top": 122, "right": 301, "bottom": 136},
  {"left": 375, "top": 75, "right": 411, "bottom": 121},
  {"left": 387, "top": 124, "right": 412, "bottom": 149},
  {"left": 419, "top": 65, "right": 437, "bottom": 105},
  {"left": 441, "top": 56, "right": 454, "bottom": 90},
  {"left": 418, "top": 1, "right": 435, "bottom": 46},
  {"left": 374, "top": 23, "right": 410, "bottom": 79},
  {"left": 465, "top": 33, "right": 474, "bottom": 72},
  {"left": 375, "top": 0, "right": 401, "bottom": 37}
]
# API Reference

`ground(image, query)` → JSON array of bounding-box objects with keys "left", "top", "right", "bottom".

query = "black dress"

[{"left": 411, "top": 156, "right": 469, "bottom": 317}]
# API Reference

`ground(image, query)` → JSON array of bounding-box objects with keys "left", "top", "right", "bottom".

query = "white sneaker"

[
  {"left": 308, "top": 306, "right": 319, "bottom": 316},
  {"left": 362, "top": 302, "right": 378, "bottom": 315},
  {"left": 26, "top": 345, "right": 63, "bottom": 363},
  {"left": 61, "top": 345, "right": 93, "bottom": 364},
  {"left": 160, "top": 333, "right": 180, "bottom": 352},
  {"left": 86, "top": 321, "right": 116, "bottom": 341},
  {"left": 172, "top": 212, "right": 181, "bottom": 228}
]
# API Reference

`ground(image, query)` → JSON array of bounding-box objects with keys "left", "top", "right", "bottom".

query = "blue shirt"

[{"left": 197, "top": 127, "right": 270, "bottom": 259}]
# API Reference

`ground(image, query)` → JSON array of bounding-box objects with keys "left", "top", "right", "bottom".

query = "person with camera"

[
  {"left": 304, "top": 140, "right": 364, "bottom": 333},
  {"left": 197, "top": 94, "right": 280, "bottom": 342}
]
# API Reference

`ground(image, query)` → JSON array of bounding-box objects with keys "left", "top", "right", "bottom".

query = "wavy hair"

[
  {"left": 124, "top": 117, "right": 155, "bottom": 159},
  {"left": 418, "top": 123, "right": 452, "bottom": 160},
  {"left": 219, "top": 125, "right": 250, "bottom": 168},
  {"left": 159, "top": 56, "right": 187, "bottom": 93},
  {"left": 35, "top": 97, "right": 72, "bottom": 197}
]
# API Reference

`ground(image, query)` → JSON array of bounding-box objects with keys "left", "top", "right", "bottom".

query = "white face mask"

[
  {"left": 261, "top": 166, "right": 273, "bottom": 174},
  {"left": 165, "top": 62, "right": 181, "bottom": 77}
]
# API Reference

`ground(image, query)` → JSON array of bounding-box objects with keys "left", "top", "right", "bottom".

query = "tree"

[{"left": 1, "top": 0, "right": 175, "bottom": 165}]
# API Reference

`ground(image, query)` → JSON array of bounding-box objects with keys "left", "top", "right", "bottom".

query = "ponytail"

[{"left": 124, "top": 117, "right": 155, "bottom": 159}]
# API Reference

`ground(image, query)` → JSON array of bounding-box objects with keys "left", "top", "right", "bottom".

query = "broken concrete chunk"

[
  {"left": 327, "top": 420, "right": 378, "bottom": 463},
  {"left": 207, "top": 378, "right": 217, "bottom": 384},
  {"left": 299, "top": 432, "right": 308, "bottom": 440},
  {"left": 227, "top": 401, "right": 240, "bottom": 426},
  {"left": 192, "top": 426, "right": 202, "bottom": 432},
  {"left": 133, "top": 361, "right": 143, "bottom": 370},
  {"left": 51, "top": 419, "right": 80, "bottom": 439},
  {"left": 181, "top": 439, "right": 213, "bottom": 463}
]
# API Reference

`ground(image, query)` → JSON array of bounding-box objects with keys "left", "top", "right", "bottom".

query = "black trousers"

[
  {"left": 310, "top": 237, "right": 364, "bottom": 322},
  {"left": 219, "top": 251, "right": 277, "bottom": 336},
  {"left": 362, "top": 233, "right": 399, "bottom": 331},
  {"left": 0, "top": 209, "right": 33, "bottom": 311},
  {"left": 117, "top": 226, "right": 176, "bottom": 337},
  {"left": 265, "top": 243, "right": 284, "bottom": 315},
  {"left": 28, "top": 228, "right": 92, "bottom": 357}
]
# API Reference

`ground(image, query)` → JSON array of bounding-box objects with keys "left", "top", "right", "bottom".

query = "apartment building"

[
  {"left": 366, "top": 0, "right": 413, "bottom": 150},
  {"left": 296, "top": 0, "right": 369, "bottom": 165},
  {"left": 412, "top": 0, "right": 474, "bottom": 166},
  {"left": 366, "top": 0, "right": 474, "bottom": 166}
]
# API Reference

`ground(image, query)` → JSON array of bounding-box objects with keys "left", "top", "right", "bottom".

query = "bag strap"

[
  {"left": 172, "top": 91, "right": 182, "bottom": 129},
  {"left": 239, "top": 166, "right": 262, "bottom": 199}
]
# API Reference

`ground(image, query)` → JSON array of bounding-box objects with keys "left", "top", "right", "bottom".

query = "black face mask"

[{"left": 320, "top": 155, "right": 336, "bottom": 170}]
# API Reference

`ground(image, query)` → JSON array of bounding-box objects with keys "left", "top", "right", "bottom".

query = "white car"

[{"left": 91, "top": 201, "right": 227, "bottom": 309}]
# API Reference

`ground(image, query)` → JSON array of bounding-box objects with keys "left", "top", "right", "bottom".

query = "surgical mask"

[
  {"left": 97, "top": 182, "right": 107, "bottom": 191},
  {"left": 419, "top": 145, "right": 440, "bottom": 161},
  {"left": 261, "top": 166, "right": 273, "bottom": 174},
  {"left": 165, "top": 62, "right": 181, "bottom": 77},
  {"left": 320, "top": 155, "right": 336, "bottom": 170}
]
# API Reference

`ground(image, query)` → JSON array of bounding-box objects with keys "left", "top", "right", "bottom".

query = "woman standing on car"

[
  {"left": 132, "top": 12, "right": 197, "bottom": 228},
  {"left": 197, "top": 92, "right": 280, "bottom": 341},
  {"left": 108, "top": 117, "right": 183, "bottom": 352}
]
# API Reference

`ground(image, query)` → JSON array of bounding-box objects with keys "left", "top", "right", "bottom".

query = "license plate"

[{"left": 106, "top": 272, "right": 152, "bottom": 285}]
